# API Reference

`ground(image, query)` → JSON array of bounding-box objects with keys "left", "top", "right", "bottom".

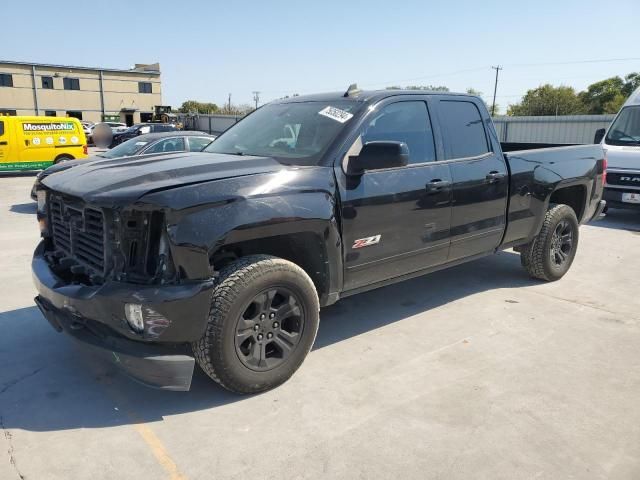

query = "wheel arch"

[
  {"left": 548, "top": 183, "right": 588, "bottom": 223},
  {"left": 210, "top": 223, "right": 342, "bottom": 307}
]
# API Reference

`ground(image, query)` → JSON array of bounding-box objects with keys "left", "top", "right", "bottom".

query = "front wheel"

[
  {"left": 520, "top": 204, "right": 579, "bottom": 281},
  {"left": 192, "top": 255, "right": 319, "bottom": 394}
]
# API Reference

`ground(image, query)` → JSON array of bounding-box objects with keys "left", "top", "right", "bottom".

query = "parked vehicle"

[
  {"left": 32, "top": 88, "right": 605, "bottom": 393},
  {"left": 30, "top": 131, "right": 214, "bottom": 200},
  {"left": 81, "top": 121, "right": 95, "bottom": 139},
  {"left": 105, "top": 122, "right": 128, "bottom": 133},
  {"left": 0, "top": 116, "right": 87, "bottom": 171},
  {"left": 110, "top": 123, "right": 179, "bottom": 147},
  {"left": 594, "top": 87, "right": 640, "bottom": 209}
]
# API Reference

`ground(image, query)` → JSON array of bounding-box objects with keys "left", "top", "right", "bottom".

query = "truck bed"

[{"left": 500, "top": 143, "right": 605, "bottom": 248}]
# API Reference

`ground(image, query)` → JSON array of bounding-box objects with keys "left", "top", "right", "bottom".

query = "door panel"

[
  {"left": 0, "top": 119, "right": 15, "bottom": 166},
  {"left": 337, "top": 98, "right": 452, "bottom": 291},
  {"left": 448, "top": 155, "right": 508, "bottom": 259},
  {"left": 436, "top": 99, "right": 508, "bottom": 260},
  {"left": 339, "top": 164, "right": 452, "bottom": 290}
]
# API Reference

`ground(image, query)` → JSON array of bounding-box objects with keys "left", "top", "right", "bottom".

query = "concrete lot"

[{"left": 1, "top": 173, "right": 639, "bottom": 480}]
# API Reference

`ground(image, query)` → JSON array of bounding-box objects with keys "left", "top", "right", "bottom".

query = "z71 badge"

[{"left": 352, "top": 235, "right": 381, "bottom": 249}]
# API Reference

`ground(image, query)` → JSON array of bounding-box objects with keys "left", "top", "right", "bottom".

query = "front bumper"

[{"left": 32, "top": 241, "right": 215, "bottom": 390}]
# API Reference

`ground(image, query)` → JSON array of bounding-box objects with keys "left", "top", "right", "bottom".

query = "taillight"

[
  {"left": 603, "top": 155, "right": 607, "bottom": 185},
  {"left": 83, "top": 145, "right": 88, "bottom": 155}
]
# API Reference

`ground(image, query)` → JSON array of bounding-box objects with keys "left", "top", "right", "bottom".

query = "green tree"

[
  {"left": 178, "top": 100, "right": 219, "bottom": 114},
  {"left": 507, "top": 84, "right": 585, "bottom": 116},
  {"left": 466, "top": 88, "right": 499, "bottom": 115},
  {"left": 623, "top": 72, "right": 640, "bottom": 96},
  {"left": 578, "top": 77, "right": 626, "bottom": 114}
]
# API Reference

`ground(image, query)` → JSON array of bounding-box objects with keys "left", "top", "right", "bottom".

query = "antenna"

[{"left": 344, "top": 83, "right": 361, "bottom": 97}]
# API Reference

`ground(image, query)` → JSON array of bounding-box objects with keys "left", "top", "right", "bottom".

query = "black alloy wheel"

[
  {"left": 549, "top": 219, "right": 574, "bottom": 266},
  {"left": 234, "top": 287, "right": 305, "bottom": 371}
]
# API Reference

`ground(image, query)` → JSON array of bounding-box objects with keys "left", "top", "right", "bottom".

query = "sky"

[{"left": 4, "top": 0, "right": 640, "bottom": 113}]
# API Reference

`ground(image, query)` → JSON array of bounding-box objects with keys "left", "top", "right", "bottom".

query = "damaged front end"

[{"left": 32, "top": 189, "right": 215, "bottom": 390}]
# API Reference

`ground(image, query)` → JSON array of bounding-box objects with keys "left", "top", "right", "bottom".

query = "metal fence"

[
  {"left": 178, "top": 112, "right": 617, "bottom": 145},
  {"left": 492, "top": 115, "right": 615, "bottom": 145},
  {"left": 177, "top": 113, "right": 244, "bottom": 135}
]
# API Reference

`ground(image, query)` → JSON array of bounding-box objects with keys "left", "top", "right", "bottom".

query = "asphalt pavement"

[{"left": 1, "top": 174, "right": 639, "bottom": 480}]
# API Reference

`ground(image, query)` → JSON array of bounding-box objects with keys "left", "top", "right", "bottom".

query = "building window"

[
  {"left": 44, "top": 110, "right": 57, "bottom": 117},
  {"left": 63, "top": 78, "right": 80, "bottom": 90},
  {"left": 0, "top": 109, "right": 17, "bottom": 116},
  {"left": 66, "top": 111, "right": 82, "bottom": 120},
  {"left": 0, "top": 73, "right": 13, "bottom": 87},
  {"left": 41, "top": 76, "right": 54, "bottom": 89},
  {"left": 140, "top": 112, "right": 153, "bottom": 122},
  {"left": 138, "top": 82, "right": 152, "bottom": 94}
]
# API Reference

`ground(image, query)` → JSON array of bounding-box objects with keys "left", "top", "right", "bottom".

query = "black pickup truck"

[{"left": 32, "top": 88, "right": 606, "bottom": 393}]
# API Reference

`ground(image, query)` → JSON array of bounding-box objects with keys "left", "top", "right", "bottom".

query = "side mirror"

[
  {"left": 347, "top": 141, "right": 409, "bottom": 175},
  {"left": 594, "top": 128, "right": 606, "bottom": 144}
]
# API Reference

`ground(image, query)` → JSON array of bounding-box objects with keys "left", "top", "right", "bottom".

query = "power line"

[{"left": 505, "top": 57, "right": 640, "bottom": 68}]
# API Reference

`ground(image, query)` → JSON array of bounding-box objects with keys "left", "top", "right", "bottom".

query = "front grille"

[
  {"left": 50, "top": 195, "right": 106, "bottom": 274},
  {"left": 607, "top": 172, "right": 640, "bottom": 188}
]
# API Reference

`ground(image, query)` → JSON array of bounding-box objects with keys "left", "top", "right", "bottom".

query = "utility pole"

[
  {"left": 491, "top": 65, "right": 503, "bottom": 117},
  {"left": 228, "top": 93, "right": 232, "bottom": 112},
  {"left": 252, "top": 91, "right": 260, "bottom": 110}
]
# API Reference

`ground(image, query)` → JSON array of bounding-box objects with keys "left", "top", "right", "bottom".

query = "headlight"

[
  {"left": 36, "top": 191, "right": 49, "bottom": 236},
  {"left": 36, "top": 190, "right": 47, "bottom": 213}
]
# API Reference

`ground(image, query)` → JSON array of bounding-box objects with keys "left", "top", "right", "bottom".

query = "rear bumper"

[
  {"left": 604, "top": 188, "right": 640, "bottom": 210},
  {"left": 32, "top": 241, "right": 216, "bottom": 390},
  {"left": 590, "top": 199, "right": 607, "bottom": 220}
]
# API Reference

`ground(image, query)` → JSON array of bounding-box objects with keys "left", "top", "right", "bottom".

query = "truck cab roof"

[{"left": 272, "top": 89, "right": 473, "bottom": 105}]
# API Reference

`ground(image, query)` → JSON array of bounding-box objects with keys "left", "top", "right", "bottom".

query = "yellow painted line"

[
  {"left": 102, "top": 379, "right": 188, "bottom": 480},
  {"left": 131, "top": 421, "right": 187, "bottom": 480}
]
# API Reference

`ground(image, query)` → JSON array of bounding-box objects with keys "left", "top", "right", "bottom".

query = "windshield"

[
  {"left": 99, "top": 137, "right": 150, "bottom": 159},
  {"left": 204, "top": 101, "right": 363, "bottom": 165},
  {"left": 606, "top": 106, "right": 640, "bottom": 146}
]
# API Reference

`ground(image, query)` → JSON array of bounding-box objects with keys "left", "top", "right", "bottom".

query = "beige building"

[{"left": 0, "top": 60, "right": 162, "bottom": 124}]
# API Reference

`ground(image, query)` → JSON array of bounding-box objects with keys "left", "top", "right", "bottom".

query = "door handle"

[
  {"left": 485, "top": 171, "right": 506, "bottom": 183},
  {"left": 425, "top": 179, "right": 451, "bottom": 192},
  {"left": 0, "top": 141, "right": 7, "bottom": 145}
]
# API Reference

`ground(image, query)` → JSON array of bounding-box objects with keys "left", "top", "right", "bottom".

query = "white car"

[
  {"left": 86, "top": 122, "right": 128, "bottom": 144},
  {"left": 597, "top": 87, "right": 640, "bottom": 210}
]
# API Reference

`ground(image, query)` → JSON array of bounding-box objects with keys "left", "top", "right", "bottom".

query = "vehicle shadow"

[
  {"left": 9, "top": 202, "right": 36, "bottom": 214},
  {"left": 589, "top": 208, "right": 640, "bottom": 232},
  {"left": 0, "top": 250, "right": 537, "bottom": 432}
]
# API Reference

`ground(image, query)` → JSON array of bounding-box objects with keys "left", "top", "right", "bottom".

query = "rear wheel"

[
  {"left": 192, "top": 255, "right": 319, "bottom": 394},
  {"left": 53, "top": 154, "right": 74, "bottom": 164},
  {"left": 520, "top": 204, "right": 579, "bottom": 281}
]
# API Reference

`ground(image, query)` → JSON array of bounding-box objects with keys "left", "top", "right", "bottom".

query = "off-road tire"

[
  {"left": 520, "top": 204, "right": 579, "bottom": 281},
  {"left": 192, "top": 255, "right": 319, "bottom": 394}
]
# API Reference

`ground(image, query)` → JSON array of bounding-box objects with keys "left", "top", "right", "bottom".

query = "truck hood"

[
  {"left": 42, "top": 152, "right": 286, "bottom": 207},
  {"left": 604, "top": 144, "right": 640, "bottom": 170}
]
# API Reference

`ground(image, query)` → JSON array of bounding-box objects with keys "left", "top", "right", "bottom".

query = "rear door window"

[
  {"left": 188, "top": 136, "right": 213, "bottom": 151},
  {"left": 144, "top": 138, "right": 185, "bottom": 154},
  {"left": 0, "top": 121, "right": 4, "bottom": 136},
  {"left": 439, "top": 101, "right": 489, "bottom": 159}
]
